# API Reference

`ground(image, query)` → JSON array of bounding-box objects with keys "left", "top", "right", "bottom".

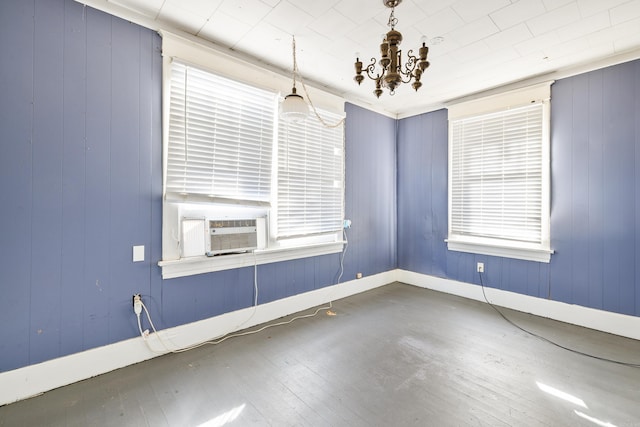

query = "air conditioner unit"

[
  {"left": 206, "top": 218, "right": 262, "bottom": 256},
  {"left": 181, "top": 217, "right": 266, "bottom": 258}
]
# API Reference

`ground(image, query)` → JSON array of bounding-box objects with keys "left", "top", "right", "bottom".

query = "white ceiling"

[{"left": 86, "top": 0, "right": 640, "bottom": 116}]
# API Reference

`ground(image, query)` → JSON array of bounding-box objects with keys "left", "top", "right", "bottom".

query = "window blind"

[
  {"left": 166, "top": 61, "right": 276, "bottom": 203},
  {"left": 277, "top": 110, "right": 344, "bottom": 238},
  {"left": 450, "top": 103, "right": 543, "bottom": 244}
]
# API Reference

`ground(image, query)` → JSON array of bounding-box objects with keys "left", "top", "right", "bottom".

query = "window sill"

[
  {"left": 158, "top": 241, "right": 346, "bottom": 279},
  {"left": 446, "top": 239, "right": 553, "bottom": 263}
]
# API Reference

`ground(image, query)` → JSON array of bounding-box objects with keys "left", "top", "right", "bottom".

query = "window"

[
  {"left": 447, "top": 83, "right": 553, "bottom": 263},
  {"left": 166, "top": 61, "right": 276, "bottom": 204},
  {"left": 276, "top": 109, "right": 344, "bottom": 239},
  {"left": 159, "top": 40, "right": 345, "bottom": 278}
]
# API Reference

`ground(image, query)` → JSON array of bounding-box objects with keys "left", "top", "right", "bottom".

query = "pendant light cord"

[
  {"left": 291, "top": 36, "right": 299, "bottom": 90},
  {"left": 291, "top": 36, "right": 345, "bottom": 129}
]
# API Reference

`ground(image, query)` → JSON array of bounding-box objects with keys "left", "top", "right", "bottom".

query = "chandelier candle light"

[{"left": 354, "top": 0, "right": 430, "bottom": 98}]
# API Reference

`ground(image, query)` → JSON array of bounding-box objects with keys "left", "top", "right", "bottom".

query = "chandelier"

[{"left": 354, "top": 0, "right": 430, "bottom": 98}]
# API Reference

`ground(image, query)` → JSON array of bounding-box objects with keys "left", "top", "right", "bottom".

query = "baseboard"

[
  {"left": 397, "top": 269, "right": 640, "bottom": 341},
  {"left": 0, "top": 270, "right": 394, "bottom": 407},
  {"left": 3, "top": 268, "right": 637, "bottom": 406}
]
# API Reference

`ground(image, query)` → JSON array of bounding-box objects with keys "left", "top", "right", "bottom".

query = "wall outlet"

[
  {"left": 477, "top": 262, "right": 484, "bottom": 273},
  {"left": 356, "top": 272, "right": 363, "bottom": 279},
  {"left": 132, "top": 294, "right": 143, "bottom": 315}
]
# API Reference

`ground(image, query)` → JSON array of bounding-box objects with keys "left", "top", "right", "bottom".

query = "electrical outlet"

[
  {"left": 132, "top": 294, "right": 143, "bottom": 315},
  {"left": 477, "top": 262, "right": 484, "bottom": 273}
]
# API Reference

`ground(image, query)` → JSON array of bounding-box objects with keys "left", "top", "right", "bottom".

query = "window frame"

[
  {"left": 446, "top": 82, "right": 554, "bottom": 263},
  {"left": 158, "top": 32, "right": 346, "bottom": 279}
]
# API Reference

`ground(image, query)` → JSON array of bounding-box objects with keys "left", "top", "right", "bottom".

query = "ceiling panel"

[
  {"left": 198, "top": 11, "right": 253, "bottom": 47},
  {"left": 526, "top": 2, "right": 582, "bottom": 36},
  {"left": 484, "top": 23, "right": 533, "bottom": 50},
  {"left": 610, "top": 0, "right": 640, "bottom": 24},
  {"left": 489, "top": 1, "right": 547, "bottom": 31},
  {"left": 445, "top": 16, "right": 500, "bottom": 47},
  {"left": 263, "top": 1, "right": 315, "bottom": 35},
  {"left": 87, "top": 0, "right": 640, "bottom": 116},
  {"left": 451, "top": 0, "right": 511, "bottom": 23},
  {"left": 415, "top": 7, "right": 465, "bottom": 37},
  {"left": 307, "top": 8, "right": 358, "bottom": 40},
  {"left": 217, "top": 0, "right": 272, "bottom": 27}
]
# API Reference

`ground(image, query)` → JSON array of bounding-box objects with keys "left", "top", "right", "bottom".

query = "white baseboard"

[
  {"left": 397, "top": 269, "right": 640, "bottom": 341},
  {"left": 2, "top": 268, "right": 638, "bottom": 407},
  {"left": 0, "top": 270, "right": 394, "bottom": 407}
]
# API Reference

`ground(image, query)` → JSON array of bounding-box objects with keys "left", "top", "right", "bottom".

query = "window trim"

[
  {"left": 446, "top": 82, "right": 554, "bottom": 263},
  {"left": 158, "top": 242, "right": 345, "bottom": 279}
]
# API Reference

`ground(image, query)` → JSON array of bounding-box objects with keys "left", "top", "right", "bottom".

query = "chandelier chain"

[{"left": 387, "top": 8, "right": 398, "bottom": 29}]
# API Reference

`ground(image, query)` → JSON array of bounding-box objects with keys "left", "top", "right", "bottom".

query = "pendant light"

[{"left": 280, "top": 36, "right": 309, "bottom": 122}]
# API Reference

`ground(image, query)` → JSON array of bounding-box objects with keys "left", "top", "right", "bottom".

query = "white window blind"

[
  {"left": 166, "top": 61, "right": 276, "bottom": 203},
  {"left": 277, "top": 111, "right": 344, "bottom": 238},
  {"left": 449, "top": 101, "right": 549, "bottom": 253}
]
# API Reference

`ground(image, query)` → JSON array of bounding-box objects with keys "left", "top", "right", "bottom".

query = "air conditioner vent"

[
  {"left": 207, "top": 218, "right": 259, "bottom": 255},
  {"left": 180, "top": 217, "right": 266, "bottom": 258}
]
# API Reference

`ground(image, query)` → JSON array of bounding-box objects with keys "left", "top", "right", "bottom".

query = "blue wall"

[
  {"left": 397, "top": 60, "right": 640, "bottom": 318},
  {"left": 0, "top": 0, "right": 397, "bottom": 373},
  {"left": 0, "top": 0, "right": 163, "bottom": 372},
  {"left": 344, "top": 103, "right": 398, "bottom": 279},
  {"left": 4, "top": 0, "right": 637, "bottom": 376}
]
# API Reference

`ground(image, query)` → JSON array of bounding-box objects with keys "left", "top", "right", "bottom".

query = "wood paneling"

[
  {"left": 551, "top": 61, "right": 639, "bottom": 316},
  {"left": 398, "top": 60, "right": 640, "bottom": 318},
  {"left": 30, "top": 0, "right": 65, "bottom": 365},
  {"left": 60, "top": 0, "right": 88, "bottom": 358},
  {"left": 82, "top": 5, "right": 114, "bottom": 351},
  {"left": 0, "top": 1, "right": 398, "bottom": 372},
  {"left": 397, "top": 109, "right": 448, "bottom": 277},
  {"left": 0, "top": 0, "right": 36, "bottom": 372},
  {"left": 4, "top": 0, "right": 638, "bottom": 376},
  {"left": 0, "top": 0, "right": 162, "bottom": 371},
  {"left": 344, "top": 103, "right": 397, "bottom": 281}
]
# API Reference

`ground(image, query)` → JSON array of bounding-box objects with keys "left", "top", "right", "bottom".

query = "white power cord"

[{"left": 135, "top": 227, "right": 350, "bottom": 354}]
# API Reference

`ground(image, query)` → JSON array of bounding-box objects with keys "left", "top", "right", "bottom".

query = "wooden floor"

[{"left": 1, "top": 282, "right": 639, "bottom": 426}]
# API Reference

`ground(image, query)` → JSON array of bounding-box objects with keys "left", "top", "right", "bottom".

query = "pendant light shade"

[{"left": 281, "top": 87, "right": 308, "bottom": 122}]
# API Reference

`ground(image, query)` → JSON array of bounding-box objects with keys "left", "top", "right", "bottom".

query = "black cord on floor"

[{"left": 478, "top": 272, "right": 640, "bottom": 368}]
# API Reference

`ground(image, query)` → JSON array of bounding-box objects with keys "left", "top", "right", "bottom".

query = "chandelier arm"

[
  {"left": 398, "top": 51, "right": 419, "bottom": 83},
  {"left": 363, "top": 59, "right": 383, "bottom": 81},
  {"left": 399, "top": 72, "right": 414, "bottom": 84}
]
